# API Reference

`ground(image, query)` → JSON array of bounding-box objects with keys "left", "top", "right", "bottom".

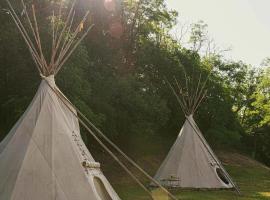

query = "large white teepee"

[
  {"left": 0, "top": 1, "right": 120, "bottom": 199},
  {"left": 153, "top": 74, "right": 239, "bottom": 193}
]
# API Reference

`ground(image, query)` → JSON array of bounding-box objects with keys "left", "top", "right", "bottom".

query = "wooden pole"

[
  {"left": 173, "top": 77, "right": 189, "bottom": 115},
  {"left": 50, "top": 0, "right": 76, "bottom": 70},
  {"left": 191, "top": 73, "right": 202, "bottom": 112},
  {"left": 54, "top": 11, "right": 90, "bottom": 71},
  {"left": 55, "top": 24, "right": 94, "bottom": 74},
  {"left": 32, "top": 5, "right": 49, "bottom": 74},
  {"left": 6, "top": 0, "right": 44, "bottom": 73},
  {"left": 167, "top": 79, "right": 188, "bottom": 116}
]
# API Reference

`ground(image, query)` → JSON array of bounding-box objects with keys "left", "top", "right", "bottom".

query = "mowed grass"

[
  {"left": 98, "top": 136, "right": 270, "bottom": 200},
  {"left": 114, "top": 164, "right": 270, "bottom": 200}
]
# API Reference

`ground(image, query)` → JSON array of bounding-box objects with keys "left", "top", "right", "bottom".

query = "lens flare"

[{"left": 104, "top": 0, "right": 116, "bottom": 12}]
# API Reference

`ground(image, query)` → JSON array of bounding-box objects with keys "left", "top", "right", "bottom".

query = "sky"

[{"left": 166, "top": 0, "right": 270, "bottom": 67}]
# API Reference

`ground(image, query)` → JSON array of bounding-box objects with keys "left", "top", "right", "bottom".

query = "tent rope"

[
  {"left": 43, "top": 79, "right": 179, "bottom": 200},
  {"left": 44, "top": 80, "right": 154, "bottom": 199}
]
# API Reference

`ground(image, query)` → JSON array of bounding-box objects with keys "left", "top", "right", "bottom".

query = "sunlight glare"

[
  {"left": 259, "top": 192, "right": 270, "bottom": 197},
  {"left": 104, "top": 0, "right": 116, "bottom": 12},
  {"left": 151, "top": 188, "right": 169, "bottom": 200}
]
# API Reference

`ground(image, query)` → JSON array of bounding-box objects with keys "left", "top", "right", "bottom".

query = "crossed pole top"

[
  {"left": 6, "top": 0, "right": 94, "bottom": 77},
  {"left": 167, "top": 67, "right": 211, "bottom": 116}
]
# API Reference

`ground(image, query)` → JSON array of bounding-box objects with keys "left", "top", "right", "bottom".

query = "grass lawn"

[
  {"left": 114, "top": 164, "right": 270, "bottom": 200},
  {"left": 98, "top": 136, "right": 270, "bottom": 200}
]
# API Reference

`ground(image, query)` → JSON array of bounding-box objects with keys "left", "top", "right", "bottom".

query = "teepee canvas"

[
  {"left": 153, "top": 73, "right": 239, "bottom": 193},
  {"left": 154, "top": 115, "right": 233, "bottom": 189},
  {"left": 0, "top": 1, "right": 120, "bottom": 199}
]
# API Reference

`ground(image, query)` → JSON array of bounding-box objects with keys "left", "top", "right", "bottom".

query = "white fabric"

[
  {"left": 153, "top": 115, "right": 233, "bottom": 189},
  {"left": 0, "top": 76, "right": 120, "bottom": 200}
]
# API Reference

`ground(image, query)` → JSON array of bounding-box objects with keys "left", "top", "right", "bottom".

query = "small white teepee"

[
  {"left": 153, "top": 73, "right": 240, "bottom": 193},
  {"left": 0, "top": 1, "right": 120, "bottom": 199}
]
